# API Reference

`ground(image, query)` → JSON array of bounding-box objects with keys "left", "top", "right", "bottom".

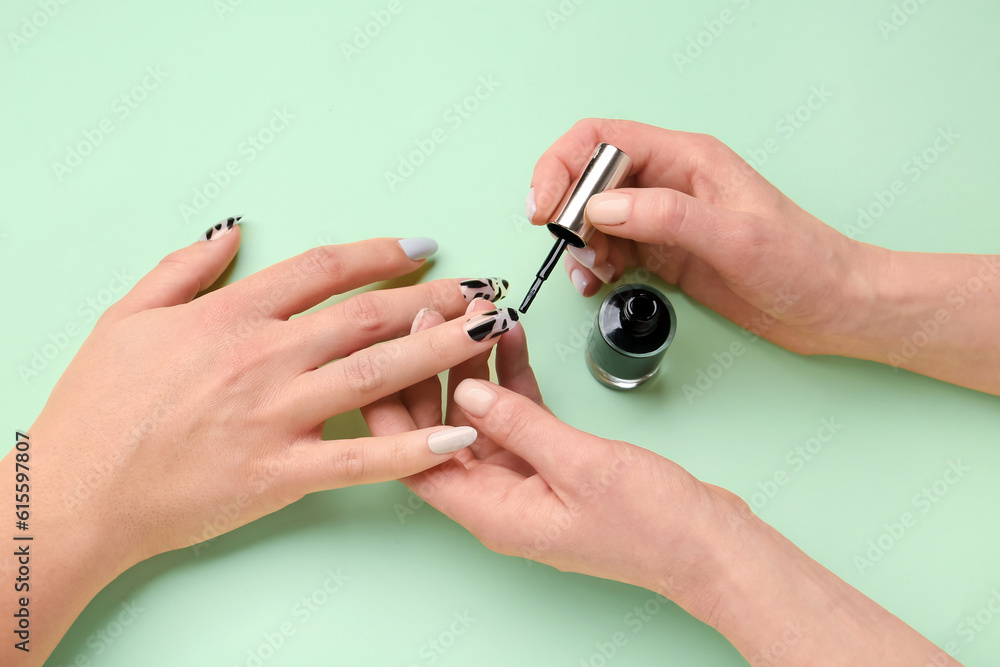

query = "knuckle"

[
  {"left": 342, "top": 293, "right": 387, "bottom": 334},
  {"left": 490, "top": 400, "right": 536, "bottom": 446},
  {"left": 425, "top": 280, "right": 458, "bottom": 316},
  {"left": 423, "top": 328, "right": 452, "bottom": 360},
  {"left": 341, "top": 351, "right": 386, "bottom": 394},
  {"left": 298, "top": 245, "right": 344, "bottom": 284},
  {"left": 331, "top": 443, "right": 366, "bottom": 483}
]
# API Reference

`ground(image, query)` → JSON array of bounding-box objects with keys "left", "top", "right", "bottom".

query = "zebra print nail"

[
  {"left": 198, "top": 216, "right": 242, "bottom": 242},
  {"left": 460, "top": 278, "right": 509, "bottom": 303},
  {"left": 465, "top": 308, "right": 519, "bottom": 342}
]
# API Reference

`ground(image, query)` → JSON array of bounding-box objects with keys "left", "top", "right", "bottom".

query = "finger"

[
  {"left": 495, "top": 321, "right": 545, "bottom": 408},
  {"left": 529, "top": 119, "right": 733, "bottom": 222},
  {"left": 287, "top": 307, "right": 521, "bottom": 427},
  {"left": 106, "top": 217, "right": 241, "bottom": 321},
  {"left": 451, "top": 378, "right": 605, "bottom": 478},
  {"left": 223, "top": 237, "right": 438, "bottom": 321},
  {"left": 565, "top": 232, "right": 616, "bottom": 284},
  {"left": 361, "top": 394, "right": 416, "bottom": 437},
  {"left": 445, "top": 298, "right": 497, "bottom": 427},
  {"left": 288, "top": 425, "right": 478, "bottom": 494},
  {"left": 585, "top": 187, "right": 744, "bottom": 273},
  {"left": 399, "top": 308, "right": 447, "bottom": 429},
  {"left": 291, "top": 277, "right": 504, "bottom": 368},
  {"left": 563, "top": 254, "right": 600, "bottom": 298}
]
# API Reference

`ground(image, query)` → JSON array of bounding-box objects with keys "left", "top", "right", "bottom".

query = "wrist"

[
  {"left": 804, "top": 238, "right": 893, "bottom": 358},
  {"left": 656, "top": 499, "right": 956, "bottom": 666}
]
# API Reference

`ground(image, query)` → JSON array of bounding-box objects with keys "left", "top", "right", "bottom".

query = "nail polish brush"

[{"left": 518, "top": 143, "right": 632, "bottom": 313}]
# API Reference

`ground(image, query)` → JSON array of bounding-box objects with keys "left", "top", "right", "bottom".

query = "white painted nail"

[
  {"left": 398, "top": 237, "right": 438, "bottom": 261},
  {"left": 410, "top": 308, "right": 432, "bottom": 335},
  {"left": 525, "top": 187, "right": 536, "bottom": 221},
  {"left": 568, "top": 245, "right": 597, "bottom": 269},
  {"left": 570, "top": 268, "right": 589, "bottom": 296},
  {"left": 591, "top": 262, "right": 615, "bottom": 284},
  {"left": 427, "top": 426, "right": 478, "bottom": 454}
]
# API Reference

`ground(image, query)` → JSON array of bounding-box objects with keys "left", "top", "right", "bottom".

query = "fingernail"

[
  {"left": 570, "top": 268, "right": 590, "bottom": 296},
  {"left": 198, "top": 216, "right": 241, "bottom": 242},
  {"left": 525, "top": 187, "right": 536, "bottom": 221},
  {"left": 410, "top": 308, "right": 433, "bottom": 335},
  {"left": 427, "top": 426, "right": 478, "bottom": 454},
  {"left": 591, "top": 261, "right": 615, "bottom": 284},
  {"left": 464, "top": 307, "right": 520, "bottom": 342},
  {"left": 454, "top": 379, "right": 497, "bottom": 418},
  {"left": 567, "top": 246, "right": 596, "bottom": 269},
  {"left": 398, "top": 237, "right": 438, "bottom": 261},
  {"left": 587, "top": 193, "right": 632, "bottom": 225},
  {"left": 460, "top": 278, "right": 510, "bottom": 303}
]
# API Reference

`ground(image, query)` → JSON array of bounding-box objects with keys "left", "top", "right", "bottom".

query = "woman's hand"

[
  {"left": 527, "top": 118, "right": 885, "bottom": 356},
  {"left": 2, "top": 221, "right": 519, "bottom": 664},
  {"left": 364, "top": 299, "right": 751, "bottom": 612},
  {"left": 528, "top": 118, "right": 1000, "bottom": 395},
  {"left": 364, "top": 310, "right": 960, "bottom": 666}
]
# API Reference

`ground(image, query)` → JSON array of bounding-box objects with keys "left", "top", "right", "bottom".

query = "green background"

[{"left": 2, "top": 0, "right": 999, "bottom": 665}]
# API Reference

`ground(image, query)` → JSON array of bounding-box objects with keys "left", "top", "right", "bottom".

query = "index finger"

[
  {"left": 528, "top": 119, "right": 736, "bottom": 224},
  {"left": 212, "top": 237, "right": 438, "bottom": 320}
]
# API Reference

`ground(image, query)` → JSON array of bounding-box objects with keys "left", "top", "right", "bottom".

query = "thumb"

[
  {"left": 107, "top": 217, "right": 242, "bottom": 321},
  {"left": 585, "top": 188, "right": 742, "bottom": 266},
  {"left": 452, "top": 378, "right": 606, "bottom": 478}
]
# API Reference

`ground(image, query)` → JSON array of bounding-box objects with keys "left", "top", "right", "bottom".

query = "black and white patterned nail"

[
  {"left": 460, "top": 278, "right": 510, "bottom": 303},
  {"left": 465, "top": 308, "right": 519, "bottom": 342},
  {"left": 198, "top": 216, "right": 242, "bottom": 242}
]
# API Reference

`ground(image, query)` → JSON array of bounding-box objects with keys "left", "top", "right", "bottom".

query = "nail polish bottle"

[{"left": 586, "top": 284, "right": 676, "bottom": 390}]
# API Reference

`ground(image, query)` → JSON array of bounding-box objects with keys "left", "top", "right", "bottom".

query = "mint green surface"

[{"left": 2, "top": 1, "right": 1000, "bottom": 665}]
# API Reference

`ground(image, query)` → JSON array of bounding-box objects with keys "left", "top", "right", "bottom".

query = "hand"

[
  {"left": 363, "top": 300, "right": 746, "bottom": 606},
  {"left": 527, "top": 118, "right": 886, "bottom": 356},
  {"left": 3, "top": 222, "right": 520, "bottom": 664},
  {"left": 365, "top": 313, "right": 960, "bottom": 666}
]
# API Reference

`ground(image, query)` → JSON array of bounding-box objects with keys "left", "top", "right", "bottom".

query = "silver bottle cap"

[{"left": 546, "top": 143, "right": 631, "bottom": 248}]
